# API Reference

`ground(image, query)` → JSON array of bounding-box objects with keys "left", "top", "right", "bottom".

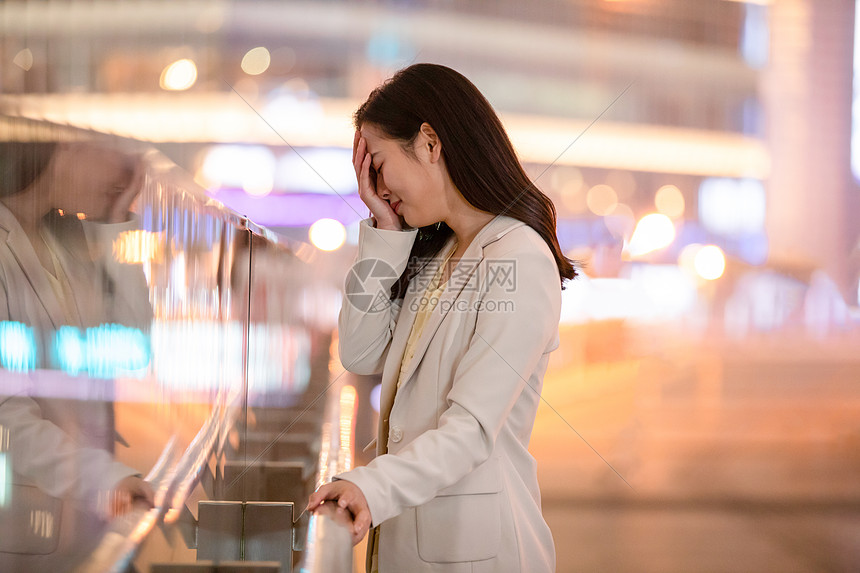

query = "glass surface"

[
  {"left": 0, "top": 123, "right": 160, "bottom": 571},
  {"left": 0, "top": 118, "right": 327, "bottom": 571}
]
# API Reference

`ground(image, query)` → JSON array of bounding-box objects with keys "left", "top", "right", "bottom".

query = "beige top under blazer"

[{"left": 336, "top": 215, "right": 561, "bottom": 573}]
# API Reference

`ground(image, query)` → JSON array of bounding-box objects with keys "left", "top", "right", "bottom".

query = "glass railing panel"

[{"left": 226, "top": 230, "right": 328, "bottom": 571}]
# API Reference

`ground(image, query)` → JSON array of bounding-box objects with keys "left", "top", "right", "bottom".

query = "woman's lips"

[{"left": 392, "top": 200, "right": 401, "bottom": 214}]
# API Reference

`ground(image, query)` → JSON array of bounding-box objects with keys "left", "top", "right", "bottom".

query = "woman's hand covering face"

[{"left": 353, "top": 130, "right": 402, "bottom": 230}]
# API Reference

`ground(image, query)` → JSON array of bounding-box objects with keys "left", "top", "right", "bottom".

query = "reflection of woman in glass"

[
  {"left": 308, "top": 64, "right": 576, "bottom": 573},
  {"left": 0, "top": 139, "right": 153, "bottom": 571}
]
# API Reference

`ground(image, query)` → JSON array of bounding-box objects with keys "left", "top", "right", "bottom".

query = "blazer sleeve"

[
  {"left": 338, "top": 217, "right": 418, "bottom": 375},
  {"left": 335, "top": 239, "right": 562, "bottom": 526},
  {"left": 0, "top": 261, "right": 139, "bottom": 501},
  {"left": 0, "top": 395, "right": 140, "bottom": 501}
]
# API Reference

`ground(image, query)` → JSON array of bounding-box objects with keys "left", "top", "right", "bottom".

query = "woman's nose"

[{"left": 377, "top": 180, "right": 390, "bottom": 199}]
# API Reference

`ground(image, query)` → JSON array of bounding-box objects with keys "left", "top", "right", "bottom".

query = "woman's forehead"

[
  {"left": 360, "top": 124, "right": 385, "bottom": 143},
  {"left": 62, "top": 143, "right": 134, "bottom": 179},
  {"left": 360, "top": 124, "right": 420, "bottom": 159}
]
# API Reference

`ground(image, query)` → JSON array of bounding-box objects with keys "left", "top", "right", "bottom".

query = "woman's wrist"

[{"left": 369, "top": 217, "right": 403, "bottom": 232}]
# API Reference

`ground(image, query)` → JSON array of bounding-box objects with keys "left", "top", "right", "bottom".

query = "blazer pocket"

[
  {"left": 0, "top": 484, "right": 62, "bottom": 555},
  {"left": 416, "top": 456, "right": 503, "bottom": 563},
  {"left": 416, "top": 491, "right": 501, "bottom": 563}
]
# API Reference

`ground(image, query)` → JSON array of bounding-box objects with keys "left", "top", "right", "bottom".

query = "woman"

[{"left": 307, "top": 63, "right": 576, "bottom": 573}]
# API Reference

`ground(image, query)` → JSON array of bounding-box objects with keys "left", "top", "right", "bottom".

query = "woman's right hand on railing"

[
  {"left": 353, "top": 130, "right": 401, "bottom": 231},
  {"left": 307, "top": 478, "right": 372, "bottom": 546},
  {"left": 105, "top": 475, "right": 155, "bottom": 519}
]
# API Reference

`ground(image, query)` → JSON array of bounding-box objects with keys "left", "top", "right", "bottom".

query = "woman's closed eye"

[{"left": 371, "top": 165, "right": 383, "bottom": 188}]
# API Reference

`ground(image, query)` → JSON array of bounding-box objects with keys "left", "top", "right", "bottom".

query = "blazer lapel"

[
  {"left": 394, "top": 241, "right": 481, "bottom": 389},
  {"left": 389, "top": 215, "right": 527, "bottom": 397},
  {"left": 376, "top": 233, "right": 457, "bottom": 429},
  {"left": 0, "top": 204, "right": 66, "bottom": 329}
]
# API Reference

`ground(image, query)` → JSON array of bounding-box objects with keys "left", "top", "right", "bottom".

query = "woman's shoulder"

[
  {"left": 484, "top": 220, "right": 553, "bottom": 261},
  {"left": 480, "top": 222, "right": 559, "bottom": 295}
]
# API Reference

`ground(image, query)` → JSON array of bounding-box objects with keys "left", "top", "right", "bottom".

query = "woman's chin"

[
  {"left": 400, "top": 214, "right": 418, "bottom": 229},
  {"left": 409, "top": 217, "right": 436, "bottom": 230}
]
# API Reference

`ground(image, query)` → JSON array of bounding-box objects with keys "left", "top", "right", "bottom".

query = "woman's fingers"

[
  {"left": 352, "top": 136, "right": 366, "bottom": 179},
  {"left": 106, "top": 476, "right": 155, "bottom": 518},
  {"left": 352, "top": 130, "right": 361, "bottom": 165},
  {"left": 306, "top": 485, "right": 327, "bottom": 511},
  {"left": 351, "top": 505, "right": 372, "bottom": 540},
  {"left": 352, "top": 137, "right": 375, "bottom": 200},
  {"left": 335, "top": 485, "right": 372, "bottom": 543},
  {"left": 131, "top": 478, "right": 155, "bottom": 506},
  {"left": 357, "top": 152, "right": 387, "bottom": 219},
  {"left": 306, "top": 480, "right": 353, "bottom": 511},
  {"left": 306, "top": 482, "right": 336, "bottom": 512},
  {"left": 336, "top": 485, "right": 360, "bottom": 510},
  {"left": 318, "top": 481, "right": 355, "bottom": 510},
  {"left": 358, "top": 153, "right": 372, "bottom": 200}
]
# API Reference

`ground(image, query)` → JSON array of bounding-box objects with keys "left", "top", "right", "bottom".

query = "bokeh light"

[
  {"left": 694, "top": 245, "right": 727, "bottom": 280},
  {"left": 309, "top": 218, "right": 347, "bottom": 251},
  {"left": 627, "top": 213, "right": 676, "bottom": 257},
  {"left": 586, "top": 184, "right": 619, "bottom": 216},
  {"left": 243, "top": 171, "right": 274, "bottom": 197},
  {"left": 655, "top": 184, "right": 686, "bottom": 218},
  {"left": 54, "top": 326, "right": 86, "bottom": 376},
  {"left": 113, "top": 230, "right": 164, "bottom": 264},
  {"left": 160, "top": 59, "right": 198, "bottom": 91},
  {"left": 241, "top": 47, "right": 271, "bottom": 75},
  {"left": 0, "top": 321, "right": 38, "bottom": 372}
]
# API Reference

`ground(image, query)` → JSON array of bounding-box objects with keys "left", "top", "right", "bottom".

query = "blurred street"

[{"left": 533, "top": 325, "right": 860, "bottom": 572}]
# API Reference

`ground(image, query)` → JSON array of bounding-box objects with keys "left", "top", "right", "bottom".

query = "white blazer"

[{"left": 336, "top": 215, "right": 561, "bottom": 573}]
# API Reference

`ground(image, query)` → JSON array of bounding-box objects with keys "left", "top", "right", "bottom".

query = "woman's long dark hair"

[
  {"left": 0, "top": 141, "right": 57, "bottom": 197},
  {"left": 354, "top": 63, "right": 577, "bottom": 300}
]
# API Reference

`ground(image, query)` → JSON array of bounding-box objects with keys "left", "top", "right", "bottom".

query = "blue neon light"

[{"left": 0, "top": 321, "right": 38, "bottom": 372}]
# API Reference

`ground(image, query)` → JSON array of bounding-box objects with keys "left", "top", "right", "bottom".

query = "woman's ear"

[{"left": 418, "top": 122, "right": 441, "bottom": 163}]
